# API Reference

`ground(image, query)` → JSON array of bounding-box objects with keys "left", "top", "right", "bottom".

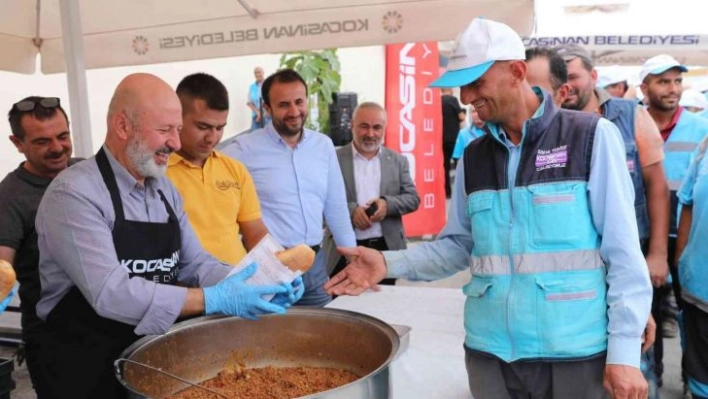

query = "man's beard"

[
  {"left": 563, "top": 87, "right": 591, "bottom": 111},
  {"left": 648, "top": 94, "right": 679, "bottom": 112},
  {"left": 273, "top": 114, "right": 307, "bottom": 137},
  {"left": 358, "top": 139, "right": 381, "bottom": 153},
  {"left": 127, "top": 134, "right": 171, "bottom": 179}
]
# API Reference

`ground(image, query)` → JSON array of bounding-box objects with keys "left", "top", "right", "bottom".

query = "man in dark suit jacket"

[{"left": 323, "top": 102, "right": 420, "bottom": 285}]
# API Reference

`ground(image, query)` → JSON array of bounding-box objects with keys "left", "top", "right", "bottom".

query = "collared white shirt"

[{"left": 352, "top": 145, "right": 383, "bottom": 240}]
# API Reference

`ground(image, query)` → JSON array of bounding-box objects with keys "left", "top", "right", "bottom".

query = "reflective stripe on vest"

[
  {"left": 469, "top": 249, "right": 603, "bottom": 275},
  {"left": 462, "top": 268, "right": 608, "bottom": 362},
  {"left": 664, "top": 112, "right": 708, "bottom": 184},
  {"left": 669, "top": 179, "right": 683, "bottom": 191},
  {"left": 665, "top": 141, "right": 699, "bottom": 152}
]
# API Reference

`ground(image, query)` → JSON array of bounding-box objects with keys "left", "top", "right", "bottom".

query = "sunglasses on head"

[{"left": 12, "top": 97, "right": 61, "bottom": 112}]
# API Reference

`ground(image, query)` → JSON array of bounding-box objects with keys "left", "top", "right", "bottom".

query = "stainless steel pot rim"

[
  {"left": 117, "top": 308, "right": 401, "bottom": 399},
  {"left": 122, "top": 308, "right": 400, "bottom": 354}
]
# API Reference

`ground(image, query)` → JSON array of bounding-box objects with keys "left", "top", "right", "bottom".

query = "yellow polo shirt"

[{"left": 166, "top": 150, "right": 261, "bottom": 264}]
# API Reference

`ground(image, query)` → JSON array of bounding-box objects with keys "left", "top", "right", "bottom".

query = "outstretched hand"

[{"left": 323, "top": 246, "right": 387, "bottom": 296}]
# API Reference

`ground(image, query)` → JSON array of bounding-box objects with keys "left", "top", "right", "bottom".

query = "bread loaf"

[
  {"left": 275, "top": 245, "right": 315, "bottom": 272},
  {"left": 0, "top": 260, "right": 16, "bottom": 300}
]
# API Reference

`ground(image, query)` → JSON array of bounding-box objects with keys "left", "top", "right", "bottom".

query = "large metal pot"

[{"left": 115, "top": 308, "right": 400, "bottom": 398}]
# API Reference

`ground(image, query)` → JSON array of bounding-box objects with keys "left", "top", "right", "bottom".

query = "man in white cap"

[
  {"left": 680, "top": 89, "right": 708, "bottom": 115},
  {"left": 326, "top": 17, "right": 652, "bottom": 399},
  {"left": 640, "top": 53, "right": 708, "bottom": 389},
  {"left": 598, "top": 66, "right": 630, "bottom": 98}
]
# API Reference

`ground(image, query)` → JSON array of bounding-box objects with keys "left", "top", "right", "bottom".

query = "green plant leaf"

[
  {"left": 320, "top": 84, "right": 334, "bottom": 104},
  {"left": 321, "top": 49, "right": 341, "bottom": 71}
]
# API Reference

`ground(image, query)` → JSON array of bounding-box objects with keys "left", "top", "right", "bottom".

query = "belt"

[
  {"left": 310, "top": 245, "right": 321, "bottom": 253},
  {"left": 356, "top": 237, "right": 384, "bottom": 246}
]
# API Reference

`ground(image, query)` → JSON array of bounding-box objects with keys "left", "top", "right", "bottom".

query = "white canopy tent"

[
  {"left": 0, "top": 0, "right": 536, "bottom": 157},
  {"left": 528, "top": 0, "right": 708, "bottom": 67}
]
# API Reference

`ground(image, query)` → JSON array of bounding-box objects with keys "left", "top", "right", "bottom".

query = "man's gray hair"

[{"left": 353, "top": 102, "right": 387, "bottom": 124}]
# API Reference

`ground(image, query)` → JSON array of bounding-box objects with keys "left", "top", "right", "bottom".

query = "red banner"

[{"left": 384, "top": 42, "right": 446, "bottom": 237}]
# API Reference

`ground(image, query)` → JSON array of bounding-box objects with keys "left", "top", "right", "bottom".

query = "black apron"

[{"left": 39, "top": 148, "right": 181, "bottom": 399}]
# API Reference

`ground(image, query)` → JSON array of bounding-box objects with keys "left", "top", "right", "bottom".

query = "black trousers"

[
  {"left": 331, "top": 237, "right": 396, "bottom": 286},
  {"left": 464, "top": 347, "right": 606, "bottom": 398},
  {"left": 23, "top": 331, "right": 53, "bottom": 398},
  {"left": 443, "top": 141, "right": 455, "bottom": 198},
  {"left": 683, "top": 303, "right": 708, "bottom": 388}
]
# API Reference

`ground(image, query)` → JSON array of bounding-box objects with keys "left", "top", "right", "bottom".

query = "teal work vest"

[
  {"left": 664, "top": 110, "right": 708, "bottom": 235},
  {"left": 461, "top": 94, "right": 607, "bottom": 362}
]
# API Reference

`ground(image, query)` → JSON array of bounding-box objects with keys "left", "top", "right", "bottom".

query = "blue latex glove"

[
  {"left": 0, "top": 286, "right": 15, "bottom": 313},
  {"left": 271, "top": 276, "right": 305, "bottom": 308},
  {"left": 204, "top": 262, "right": 288, "bottom": 320}
]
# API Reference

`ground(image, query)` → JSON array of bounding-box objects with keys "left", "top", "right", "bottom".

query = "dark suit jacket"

[{"left": 323, "top": 144, "right": 420, "bottom": 274}]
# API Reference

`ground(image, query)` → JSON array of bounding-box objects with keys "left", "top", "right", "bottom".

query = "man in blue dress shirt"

[{"left": 222, "top": 69, "right": 356, "bottom": 307}]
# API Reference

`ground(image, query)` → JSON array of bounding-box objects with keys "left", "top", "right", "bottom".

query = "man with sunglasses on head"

[{"left": 0, "top": 96, "right": 80, "bottom": 396}]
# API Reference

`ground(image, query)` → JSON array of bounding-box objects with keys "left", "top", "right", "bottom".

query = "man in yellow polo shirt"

[{"left": 167, "top": 73, "right": 268, "bottom": 264}]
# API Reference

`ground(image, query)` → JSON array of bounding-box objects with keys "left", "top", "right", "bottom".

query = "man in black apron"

[{"left": 33, "top": 73, "right": 300, "bottom": 398}]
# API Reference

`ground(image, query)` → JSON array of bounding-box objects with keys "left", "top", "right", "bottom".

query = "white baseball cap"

[
  {"left": 680, "top": 89, "right": 708, "bottom": 110},
  {"left": 639, "top": 54, "right": 687, "bottom": 83},
  {"left": 430, "top": 18, "right": 525, "bottom": 88},
  {"left": 688, "top": 80, "right": 708, "bottom": 93},
  {"left": 596, "top": 66, "right": 627, "bottom": 88}
]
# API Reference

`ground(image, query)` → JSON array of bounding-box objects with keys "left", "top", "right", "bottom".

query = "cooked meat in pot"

[{"left": 169, "top": 363, "right": 359, "bottom": 399}]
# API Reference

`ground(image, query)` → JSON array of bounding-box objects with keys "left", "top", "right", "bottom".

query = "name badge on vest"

[{"left": 535, "top": 145, "right": 568, "bottom": 172}]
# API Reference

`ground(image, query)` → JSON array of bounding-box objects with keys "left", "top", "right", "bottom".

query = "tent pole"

[{"left": 58, "top": 0, "right": 94, "bottom": 157}]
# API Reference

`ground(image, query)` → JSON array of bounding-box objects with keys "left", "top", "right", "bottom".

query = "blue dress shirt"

[{"left": 221, "top": 123, "right": 356, "bottom": 248}]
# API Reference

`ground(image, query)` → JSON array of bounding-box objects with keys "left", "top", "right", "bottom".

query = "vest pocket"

[
  {"left": 463, "top": 277, "right": 493, "bottom": 298},
  {"left": 463, "top": 277, "right": 503, "bottom": 348},
  {"left": 467, "top": 192, "right": 494, "bottom": 251},
  {"left": 535, "top": 272, "right": 607, "bottom": 356},
  {"left": 528, "top": 186, "right": 581, "bottom": 248}
]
